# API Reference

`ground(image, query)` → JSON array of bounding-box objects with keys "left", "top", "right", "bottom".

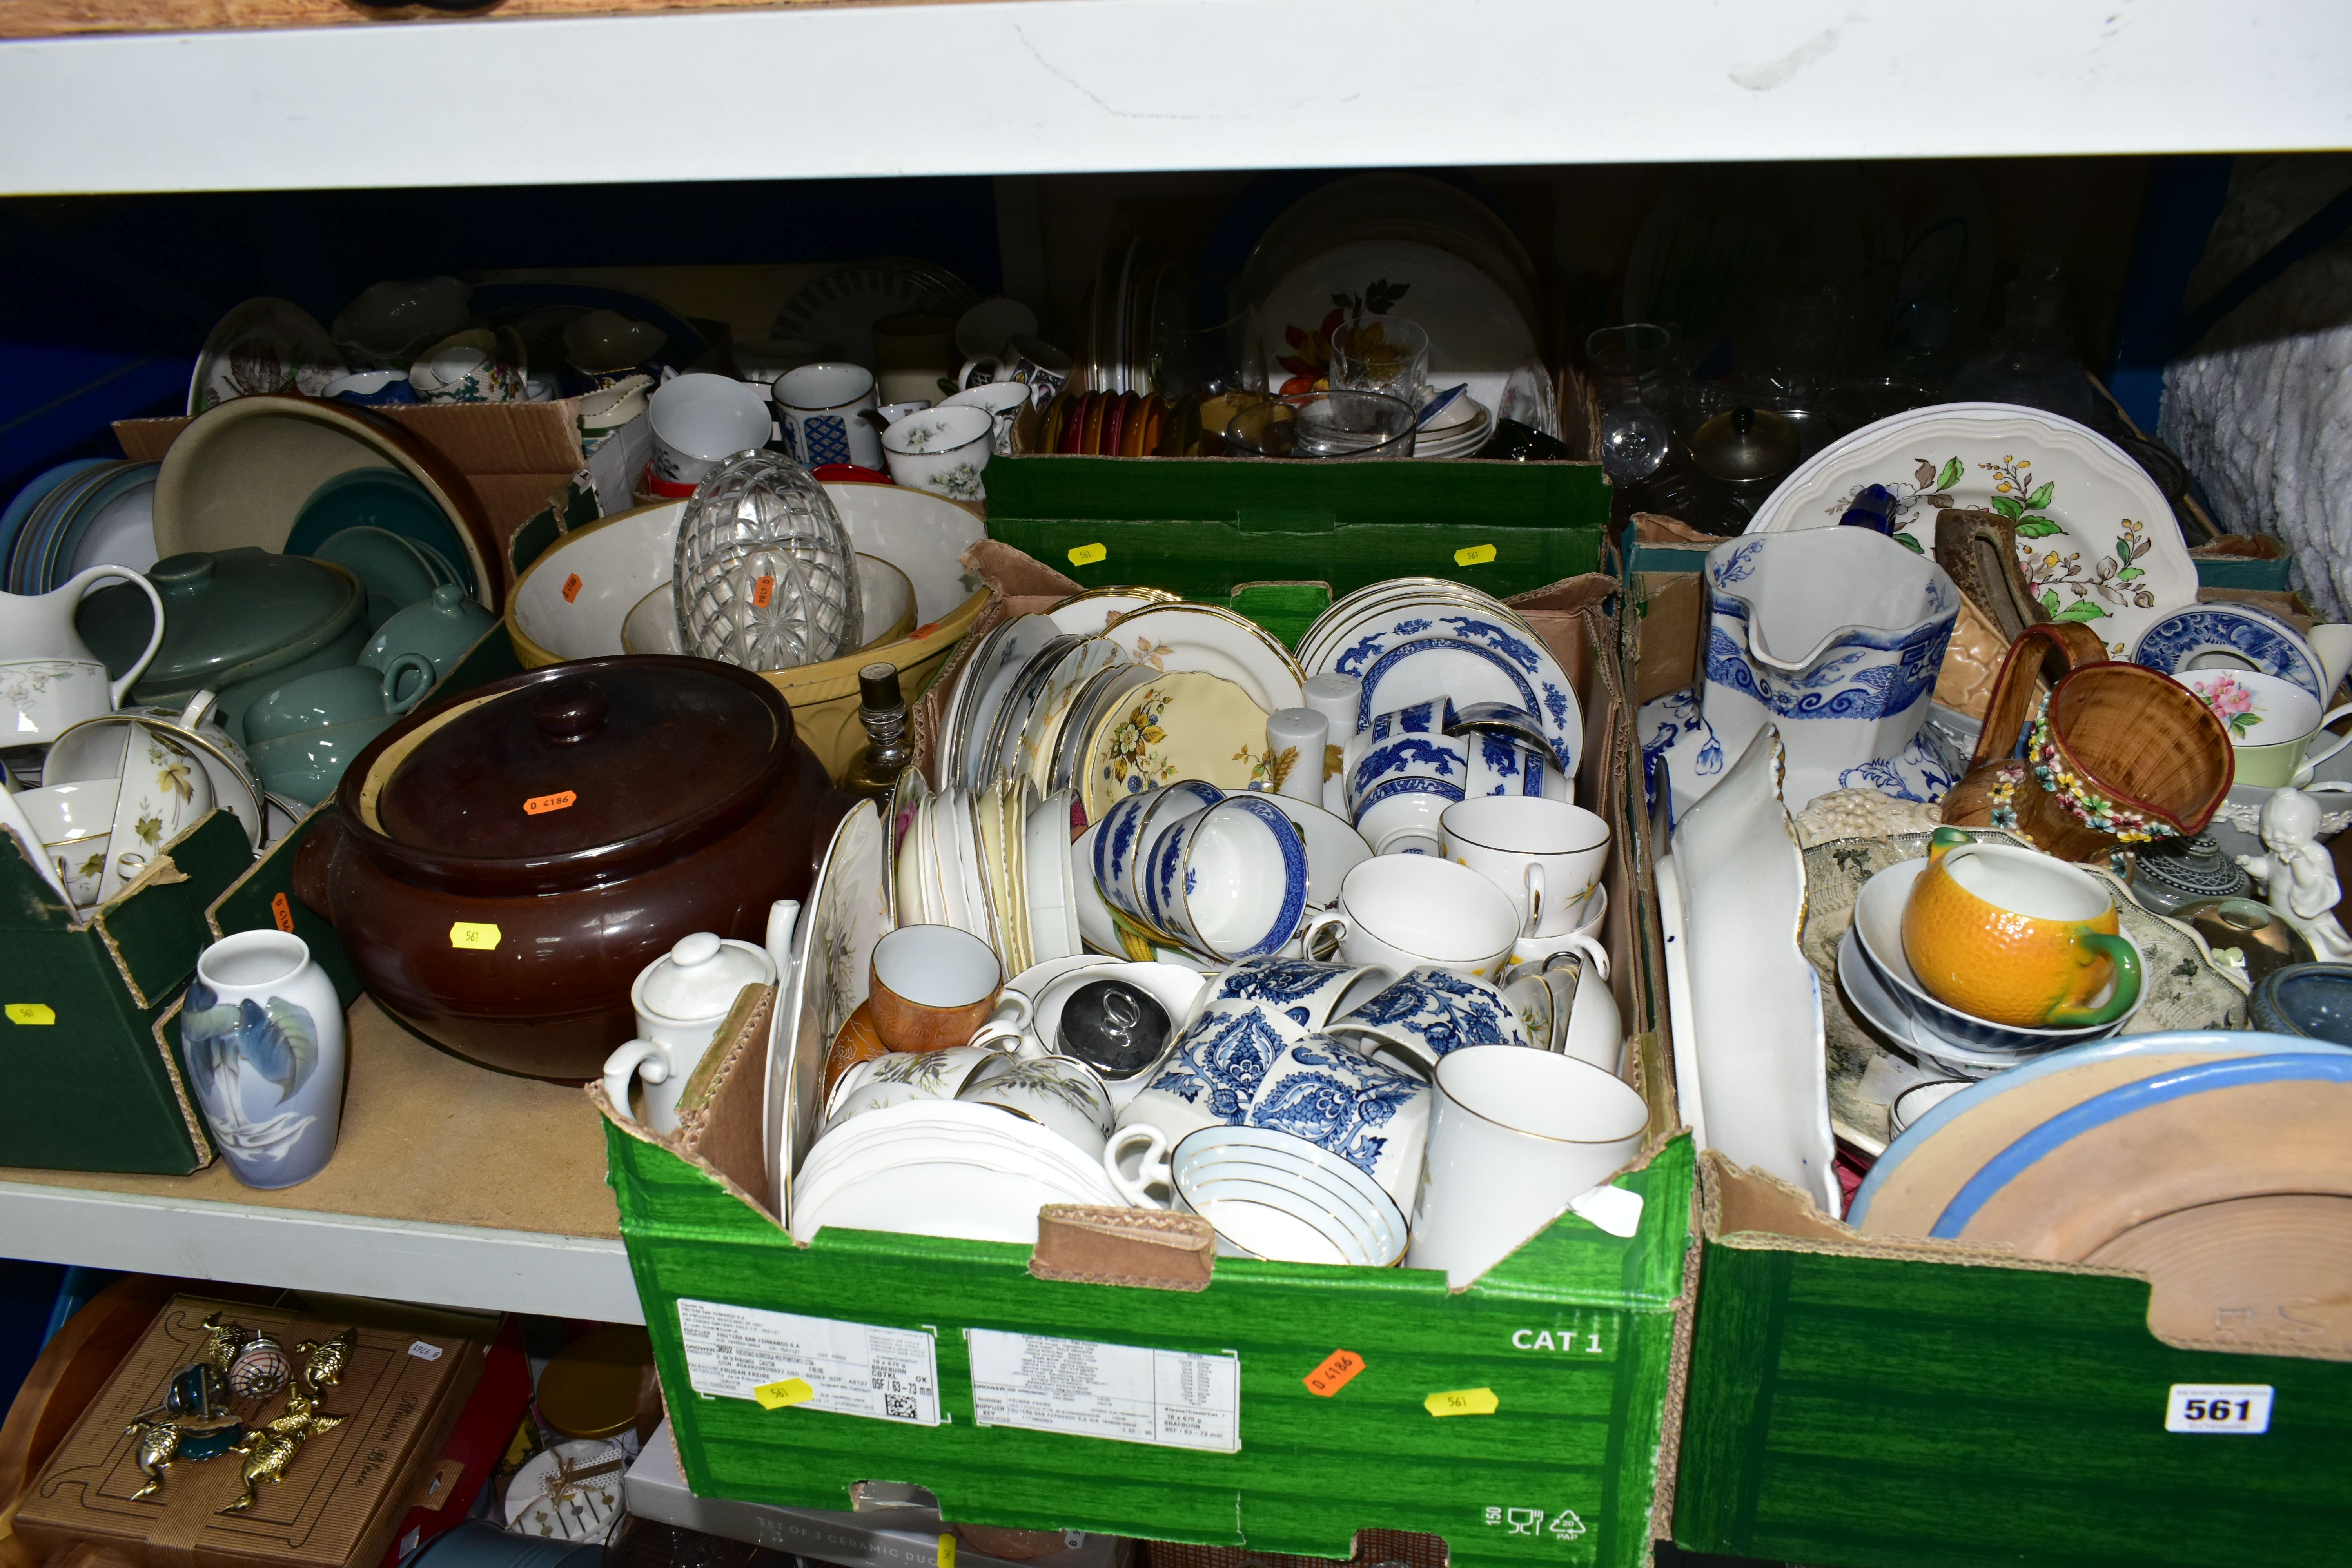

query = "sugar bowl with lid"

[{"left": 294, "top": 655, "right": 841, "bottom": 1080}]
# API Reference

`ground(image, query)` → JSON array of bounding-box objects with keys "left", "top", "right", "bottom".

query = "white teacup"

[
  {"left": 1407, "top": 1045, "right": 1648, "bottom": 1289},
  {"left": 1299, "top": 855, "right": 1521, "bottom": 982},
  {"left": 775, "top": 362, "right": 882, "bottom": 470},
  {"left": 1441, "top": 796, "right": 1611, "bottom": 939},
  {"left": 880, "top": 405, "right": 993, "bottom": 504},
  {"left": 602, "top": 931, "right": 777, "bottom": 1133},
  {"left": 958, "top": 1053, "right": 1114, "bottom": 1156},
  {"left": 1140, "top": 794, "right": 1311, "bottom": 961},
  {"left": 941, "top": 382, "right": 1032, "bottom": 456},
  {"left": 648, "top": 372, "right": 772, "bottom": 488},
  {"left": 824, "top": 1043, "right": 1009, "bottom": 1125},
  {"left": 15, "top": 778, "right": 118, "bottom": 906},
  {"left": 1102, "top": 1123, "right": 1407, "bottom": 1265},
  {"left": 1501, "top": 947, "right": 1625, "bottom": 1073}
]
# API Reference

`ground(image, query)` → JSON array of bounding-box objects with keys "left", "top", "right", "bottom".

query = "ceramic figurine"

[
  {"left": 220, "top": 1379, "right": 343, "bottom": 1515},
  {"left": 2236, "top": 787, "right": 2352, "bottom": 960}
]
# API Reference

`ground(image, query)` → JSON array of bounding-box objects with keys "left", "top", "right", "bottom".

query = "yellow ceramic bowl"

[
  {"left": 1900, "top": 827, "right": 2141, "bottom": 1028},
  {"left": 505, "top": 495, "right": 987, "bottom": 782}
]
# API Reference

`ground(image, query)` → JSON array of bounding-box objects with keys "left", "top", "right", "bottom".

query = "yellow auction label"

[
  {"left": 5, "top": 1004, "right": 56, "bottom": 1025},
  {"left": 1424, "top": 1387, "right": 1499, "bottom": 1417},
  {"left": 449, "top": 923, "right": 503, "bottom": 951},
  {"left": 938, "top": 1535, "right": 956, "bottom": 1568},
  {"left": 753, "top": 1377, "right": 814, "bottom": 1410},
  {"left": 1454, "top": 544, "right": 1498, "bottom": 567},
  {"left": 1067, "top": 543, "right": 1108, "bottom": 567}
]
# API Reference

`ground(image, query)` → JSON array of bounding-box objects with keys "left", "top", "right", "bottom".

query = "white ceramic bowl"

[
  {"left": 510, "top": 483, "right": 986, "bottom": 667},
  {"left": 619, "top": 554, "right": 915, "bottom": 659}
]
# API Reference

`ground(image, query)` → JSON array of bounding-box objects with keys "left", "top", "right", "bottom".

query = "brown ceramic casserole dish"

[{"left": 296, "top": 655, "right": 842, "bottom": 1079}]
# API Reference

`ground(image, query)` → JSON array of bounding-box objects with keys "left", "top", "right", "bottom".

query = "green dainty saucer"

[{"left": 284, "top": 467, "right": 475, "bottom": 597}]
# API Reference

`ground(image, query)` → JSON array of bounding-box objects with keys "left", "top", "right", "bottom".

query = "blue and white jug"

[{"left": 1699, "top": 529, "right": 1960, "bottom": 811}]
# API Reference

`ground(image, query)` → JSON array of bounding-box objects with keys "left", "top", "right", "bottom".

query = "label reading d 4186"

[{"left": 2166, "top": 1384, "right": 2273, "bottom": 1434}]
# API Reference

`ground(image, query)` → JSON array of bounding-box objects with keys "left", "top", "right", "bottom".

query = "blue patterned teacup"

[
  {"left": 1090, "top": 780, "right": 1221, "bottom": 931},
  {"left": 1325, "top": 966, "right": 1534, "bottom": 1078},
  {"left": 1181, "top": 956, "right": 1393, "bottom": 1038},
  {"left": 1140, "top": 795, "right": 1312, "bottom": 961}
]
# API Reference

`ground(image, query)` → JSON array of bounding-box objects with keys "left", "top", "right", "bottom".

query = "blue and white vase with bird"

[{"left": 180, "top": 931, "right": 345, "bottom": 1188}]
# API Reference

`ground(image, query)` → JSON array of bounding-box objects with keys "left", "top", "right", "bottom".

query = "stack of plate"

[
  {"left": 1851, "top": 1029, "right": 2352, "bottom": 1356},
  {"left": 1411, "top": 390, "right": 1494, "bottom": 460},
  {"left": 1083, "top": 232, "right": 1191, "bottom": 397},
  {"left": 1298, "top": 579, "right": 1582, "bottom": 778},
  {"left": 789, "top": 1098, "right": 1123, "bottom": 1245},
  {"left": 1838, "top": 857, "right": 2141, "bottom": 1076},
  {"left": 2, "top": 459, "right": 160, "bottom": 594},
  {"left": 1223, "top": 173, "right": 1555, "bottom": 434}
]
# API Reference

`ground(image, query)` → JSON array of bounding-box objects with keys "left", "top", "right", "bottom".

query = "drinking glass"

[{"left": 1328, "top": 317, "right": 1430, "bottom": 409}]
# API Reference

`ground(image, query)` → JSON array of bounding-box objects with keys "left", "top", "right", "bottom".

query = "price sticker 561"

[
  {"left": 2166, "top": 1383, "right": 2272, "bottom": 1434},
  {"left": 449, "top": 923, "right": 503, "bottom": 952}
]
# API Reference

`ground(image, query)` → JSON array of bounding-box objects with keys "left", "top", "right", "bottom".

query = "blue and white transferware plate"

[
  {"left": 1322, "top": 613, "right": 1581, "bottom": 776},
  {"left": 2129, "top": 602, "right": 2324, "bottom": 703}
]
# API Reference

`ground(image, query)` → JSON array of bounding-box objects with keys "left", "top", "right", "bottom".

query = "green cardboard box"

[
  {"left": 1619, "top": 548, "right": 2352, "bottom": 1568},
  {"left": 599, "top": 577, "right": 1700, "bottom": 1568},
  {"left": 984, "top": 456, "right": 1608, "bottom": 604}
]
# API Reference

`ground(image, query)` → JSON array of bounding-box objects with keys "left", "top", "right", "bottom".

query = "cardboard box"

[
  {"left": 1626, "top": 568, "right": 2352, "bottom": 1568},
  {"left": 982, "top": 455, "right": 1608, "bottom": 604},
  {"left": 0, "top": 626, "right": 524, "bottom": 1178},
  {"left": 595, "top": 559, "right": 1698, "bottom": 1568},
  {"left": 0, "top": 810, "right": 258, "bottom": 1174},
  {"left": 13, "top": 1295, "right": 486, "bottom": 1568},
  {"left": 114, "top": 401, "right": 601, "bottom": 597},
  {"left": 624, "top": 1420, "right": 1136, "bottom": 1568}
]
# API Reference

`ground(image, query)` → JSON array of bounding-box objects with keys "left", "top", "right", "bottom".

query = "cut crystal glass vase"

[{"left": 674, "top": 450, "right": 862, "bottom": 671}]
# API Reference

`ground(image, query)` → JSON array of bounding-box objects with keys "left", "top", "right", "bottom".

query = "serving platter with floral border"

[{"left": 1746, "top": 403, "right": 2196, "bottom": 659}]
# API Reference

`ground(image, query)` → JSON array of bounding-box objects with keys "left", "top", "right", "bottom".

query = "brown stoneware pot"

[{"left": 296, "top": 655, "right": 844, "bottom": 1080}]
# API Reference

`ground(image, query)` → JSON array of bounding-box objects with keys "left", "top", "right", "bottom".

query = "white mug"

[
  {"left": 602, "top": 932, "right": 777, "bottom": 1133},
  {"left": 648, "top": 372, "right": 773, "bottom": 488},
  {"left": 775, "top": 362, "right": 883, "bottom": 470},
  {"left": 1298, "top": 855, "right": 1521, "bottom": 982},
  {"left": 1407, "top": 1045, "right": 1648, "bottom": 1289}
]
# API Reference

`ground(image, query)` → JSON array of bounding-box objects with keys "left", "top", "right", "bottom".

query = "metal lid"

[
  {"left": 1690, "top": 406, "right": 1798, "bottom": 484},
  {"left": 78, "top": 548, "right": 364, "bottom": 699},
  {"left": 372, "top": 657, "right": 786, "bottom": 863},
  {"left": 535, "top": 1325, "right": 652, "bottom": 1441}
]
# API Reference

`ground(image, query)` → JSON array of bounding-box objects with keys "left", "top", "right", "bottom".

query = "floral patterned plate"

[
  {"left": 1078, "top": 670, "right": 1270, "bottom": 824},
  {"left": 1745, "top": 403, "right": 2196, "bottom": 660},
  {"left": 1098, "top": 602, "right": 1304, "bottom": 713},
  {"left": 1252, "top": 239, "right": 1537, "bottom": 416}
]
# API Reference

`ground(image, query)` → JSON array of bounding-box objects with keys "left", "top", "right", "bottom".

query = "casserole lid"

[
  {"left": 372, "top": 656, "right": 785, "bottom": 860},
  {"left": 78, "top": 548, "right": 364, "bottom": 697}
]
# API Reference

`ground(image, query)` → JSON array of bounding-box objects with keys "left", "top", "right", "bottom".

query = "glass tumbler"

[{"left": 1328, "top": 317, "right": 1431, "bottom": 409}]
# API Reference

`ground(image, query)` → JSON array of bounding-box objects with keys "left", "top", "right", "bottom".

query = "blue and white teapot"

[{"left": 1697, "top": 528, "right": 1961, "bottom": 811}]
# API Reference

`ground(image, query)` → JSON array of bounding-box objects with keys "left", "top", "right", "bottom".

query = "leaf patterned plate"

[
  {"left": 1097, "top": 602, "right": 1304, "bottom": 712},
  {"left": 1745, "top": 402, "right": 2196, "bottom": 659}
]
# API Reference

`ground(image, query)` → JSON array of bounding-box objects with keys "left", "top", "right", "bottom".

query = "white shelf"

[
  {"left": 4, "top": 0, "right": 2350, "bottom": 194},
  {"left": 0, "top": 999, "right": 641, "bottom": 1322},
  {"left": 0, "top": 1180, "right": 639, "bottom": 1321}
]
